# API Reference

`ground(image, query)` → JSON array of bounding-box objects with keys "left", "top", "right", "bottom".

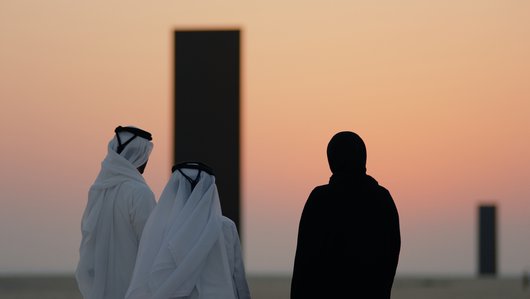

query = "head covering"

[
  {"left": 87, "top": 127, "right": 153, "bottom": 190},
  {"left": 126, "top": 164, "right": 235, "bottom": 299},
  {"left": 327, "top": 131, "right": 367, "bottom": 175},
  {"left": 76, "top": 126, "right": 154, "bottom": 299},
  {"left": 110, "top": 126, "right": 153, "bottom": 168}
]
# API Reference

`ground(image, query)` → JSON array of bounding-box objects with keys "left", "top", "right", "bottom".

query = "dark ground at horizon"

[{"left": 1, "top": 274, "right": 529, "bottom": 298}]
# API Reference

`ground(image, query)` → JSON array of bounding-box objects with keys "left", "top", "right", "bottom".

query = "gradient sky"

[{"left": 1, "top": 0, "right": 529, "bottom": 276}]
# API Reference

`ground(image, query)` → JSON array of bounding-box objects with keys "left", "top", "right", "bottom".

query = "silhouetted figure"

[
  {"left": 76, "top": 126, "right": 156, "bottom": 299},
  {"left": 291, "top": 131, "right": 401, "bottom": 299},
  {"left": 126, "top": 162, "right": 251, "bottom": 299}
]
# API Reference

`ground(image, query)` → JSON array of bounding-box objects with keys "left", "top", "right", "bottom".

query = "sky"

[{"left": 1, "top": 0, "right": 529, "bottom": 276}]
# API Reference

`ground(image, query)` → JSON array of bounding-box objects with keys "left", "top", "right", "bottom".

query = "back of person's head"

[
  {"left": 327, "top": 131, "right": 367, "bottom": 175},
  {"left": 109, "top": 126, "right": 153, "bottom": 170}
]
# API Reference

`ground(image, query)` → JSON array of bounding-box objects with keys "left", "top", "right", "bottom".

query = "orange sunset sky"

[{"left": 1, "top": 0, "right": 529, "bottom": 276}]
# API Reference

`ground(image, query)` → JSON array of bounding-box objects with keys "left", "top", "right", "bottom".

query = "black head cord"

[
  {"left": 177, "top": 169, "right": 202, "bottom": 191},
  {"left": 172, "top": 161, "right": 215, "bottom": 191},
  {"left": 171, "top": 161, "right": 215, "bottom": 176},
  {"left": 114, "top": 126, "right": 152, "bottom": 154}
]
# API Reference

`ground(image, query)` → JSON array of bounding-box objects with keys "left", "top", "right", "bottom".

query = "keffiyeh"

[
  {"left": 76, "top": 128, "right": 155, "bottom": 299},
  {"left": 126, "top": 167, "right": 236, "bottom": 299}
]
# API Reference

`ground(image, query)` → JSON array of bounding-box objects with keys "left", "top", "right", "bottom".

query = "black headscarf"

[
  {"left": 291, "top": 130, "right": 401, "bottom": 299},
  {"left": 327, "top": 131, "right": 367, "bottom": 175}
]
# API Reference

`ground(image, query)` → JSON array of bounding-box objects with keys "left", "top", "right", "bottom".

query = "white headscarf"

[
  {"left": 126, "top": 167, "right": 235, "bottom": 299},
  {"left": 110, "top": 129, "right": 153, "bottom": 167},
  {"left": 76, "top": 128, "right": 154, "bottom": 299}
]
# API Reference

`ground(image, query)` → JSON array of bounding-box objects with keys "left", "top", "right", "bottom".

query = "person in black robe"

[{"left": 290, "top": 131, "right": 401, "bottom": 299}]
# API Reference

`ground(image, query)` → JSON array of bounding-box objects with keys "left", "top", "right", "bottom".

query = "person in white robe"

[
  {"left": 125, "top": 162, "right": 251, "bottom": 299},
  {"left": 76, "top": 126, "right": 156, "bottom": 299}
]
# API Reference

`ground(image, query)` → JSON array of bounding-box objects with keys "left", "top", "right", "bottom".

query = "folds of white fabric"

[
  {"left": 76, "top": 133, "right": 154, "bottom": 299},
  {"left": 126, "top": 169, "right": 236, "bottom": 299}
]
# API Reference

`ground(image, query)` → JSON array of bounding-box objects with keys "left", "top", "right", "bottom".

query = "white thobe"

[
  {"left": 76, "top": 141, "right": 155, "bottom": 299},
  {"left": 178, "top": 218, "right": 251, "bottom": 299},
  {"left": 126, "top": 168, "right": 251, "bottom": 299}
]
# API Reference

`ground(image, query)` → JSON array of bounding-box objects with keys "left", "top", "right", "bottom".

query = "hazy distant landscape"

[
  {"left": 1, "top": 275, "right": 529, "bottom": 299},
  {"left": 2, "top": 0, "right": 530, "bottom": 279}
]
